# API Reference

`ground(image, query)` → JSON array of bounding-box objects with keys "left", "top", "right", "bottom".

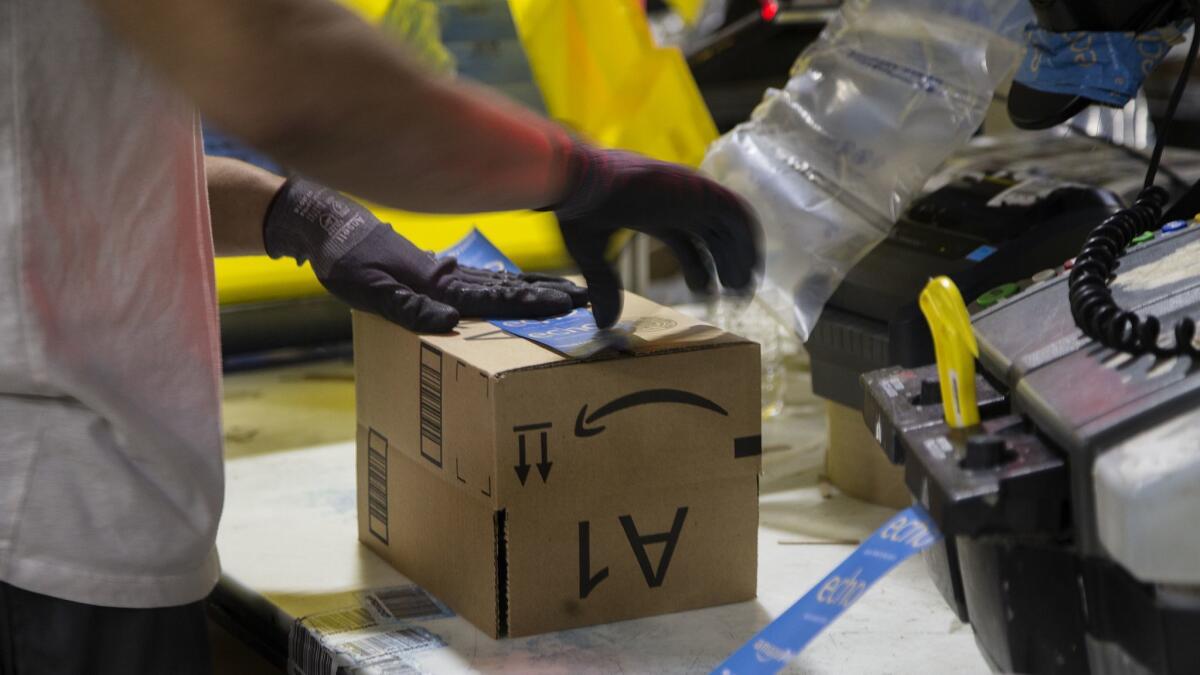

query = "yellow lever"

[{"left": 919, "top": 276, "right": 980, "bottom": 428}]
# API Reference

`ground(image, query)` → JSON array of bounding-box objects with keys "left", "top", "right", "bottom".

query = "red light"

[{"left": 760, "top": 0, "right": 779, "bottom": 21}]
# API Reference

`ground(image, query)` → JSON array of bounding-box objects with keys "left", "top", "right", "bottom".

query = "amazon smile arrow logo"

[{"left": 574, "top": 389, "right": 728, "bottom": 437}]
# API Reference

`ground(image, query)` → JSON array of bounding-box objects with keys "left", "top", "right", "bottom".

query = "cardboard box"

[
  {"left": 354, "top": 294, "right": 761, "bottom": 637},
  {"left": 825, "top": 401, "right": 909, "bottom": 509}
]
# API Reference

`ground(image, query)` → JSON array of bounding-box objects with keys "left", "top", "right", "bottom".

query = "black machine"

[
  {"left": 807, "top": 151, "right": 1125, "bottom": 409},
  {"left": 851, "top": 0, "right": 1200, "bottom": 672},
  {"left": 809, "top": 0, "right": 1200, "bottom": 407},
  {"left": 863, "top": 221, "right": 1200, "bottom": 673}
]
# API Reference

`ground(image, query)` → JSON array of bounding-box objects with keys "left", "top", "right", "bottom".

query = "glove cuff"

[
  {"left": 537, "top": 141, "right": 612, "bottom": 220},
  {"left": 263, "top": 177, "right": 381, "bottom": 277}
]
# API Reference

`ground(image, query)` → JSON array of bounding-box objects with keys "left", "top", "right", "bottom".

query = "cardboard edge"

[
  {"left": 494, "top": 339, "right": 757, "bottom": 378},
  {"left": 490, "top": 376, "right": 508, "bottom": 637},
  {"left": 494, "top": 508, "right": 509, "bottom": 638}
]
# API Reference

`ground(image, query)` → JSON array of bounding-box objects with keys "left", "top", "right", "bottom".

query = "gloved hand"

[
  {"left": 264, "top": 177, "right": 588, "bottom": 332},
  {"left": 546, "top": 143, "right": 761, "bottom": 328}
]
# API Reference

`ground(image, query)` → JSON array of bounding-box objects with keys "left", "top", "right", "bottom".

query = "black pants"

[{"left": 0, "top": 582, "right": 211, "bottom": 675}]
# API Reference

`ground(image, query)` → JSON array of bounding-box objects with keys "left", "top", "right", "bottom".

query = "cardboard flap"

[
  {"left": 354, "top": 312, "right": 500, "bottom": 508},
  {"left": 421, "top": 293, "right": 746, "bottom": 376}
]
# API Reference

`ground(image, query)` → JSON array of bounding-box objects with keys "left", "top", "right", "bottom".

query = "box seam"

[{"left": 493, "top": 339, "right": 756, "bottom": 378}]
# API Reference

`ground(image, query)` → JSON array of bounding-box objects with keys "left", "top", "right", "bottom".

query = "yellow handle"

[{"left": 919, "top": 277, "right": 980, "bottom": 428}]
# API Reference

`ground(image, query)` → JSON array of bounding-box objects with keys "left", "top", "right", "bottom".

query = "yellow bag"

[
  {"left": 338, "top": 0, "right": 392, "bottom": 20},
  {"left": 509, "top": 0, "right": 716, "bottom": 165}
]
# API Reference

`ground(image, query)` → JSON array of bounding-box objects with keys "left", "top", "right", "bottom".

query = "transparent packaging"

[
  {"left": 702, "top": 0, "right": 1034, "bottom": 339},
  {"left": 705, "top": 296, "right": 797, "bottom": 418}
]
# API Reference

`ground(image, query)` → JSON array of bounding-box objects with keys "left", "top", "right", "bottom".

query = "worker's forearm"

[
  {"left": 206, "top": 156, "right": 284, "bottom": 257},
  {"left": 271, "top": 73, "right": 572, "bottom": 214},
  {"left": 88, "top": 0, "right": 569, "bottom": 214}
]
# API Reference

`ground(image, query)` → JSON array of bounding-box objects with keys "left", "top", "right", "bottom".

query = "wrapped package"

[{"left": 703, "top": 0, "right": 1034, "bottom": 338}]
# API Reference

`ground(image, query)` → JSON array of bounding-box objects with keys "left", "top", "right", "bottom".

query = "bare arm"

[
  {"left": 206, "top": 156, "right": 284, "bottom": 257},
  {"left": 88, "top": 0, "right": 570, "bottom": 214}
]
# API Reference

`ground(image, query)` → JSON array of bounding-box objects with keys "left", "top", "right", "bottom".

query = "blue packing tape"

[
  {"left": 711, "top": 506, "right": 942, "bottom": 675},
  {"left": 1015, "top": 21, "right": 1191, "bottom": 107},
  {"left": 439, "top": 229, "right": 624, "bottom": 358},
  {"left": 491, "top": 309, "right": 631, "bottom": 358}
]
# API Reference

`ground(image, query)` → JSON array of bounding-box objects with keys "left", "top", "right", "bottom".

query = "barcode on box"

[
  {"left": 288, "top": 623, "right": 335, "bottom": 675},
  {"left": 418, "top": 345, "right": 443, "bottom": 467},
  {"left": 367, "top": 429, "right": 389, "bottom": 545},
  {"left": 364, "top": 585, "right": 451, "bottom": 622}
]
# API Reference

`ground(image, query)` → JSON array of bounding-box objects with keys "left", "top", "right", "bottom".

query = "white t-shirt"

[{"left": 0, "top": 0, "right": 224, "bottom": 608}]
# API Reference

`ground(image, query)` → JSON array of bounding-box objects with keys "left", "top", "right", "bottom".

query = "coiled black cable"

[{"left": 1067, "top": 5, "right": 1200, "bottom": 356}]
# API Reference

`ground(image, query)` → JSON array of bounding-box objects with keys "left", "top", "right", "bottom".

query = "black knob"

[
  {"left": 961, "top": 435, "right": 1010, "bottom": 470},
  {"left": 918, "top": 378, "right": 942, "bottom": 406}
]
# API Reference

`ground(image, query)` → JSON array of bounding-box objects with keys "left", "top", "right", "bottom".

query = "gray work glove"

[
  {"left": 546, "top": 143, "right": 762, "bottom": 328},
  {"left": 264, "top": 177, "right": 588, "bottom": 332}
]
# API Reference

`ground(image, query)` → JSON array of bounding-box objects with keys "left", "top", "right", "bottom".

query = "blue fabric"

[
  {"left": 202, "top": 124, "right": 284, "bottom": 175},
  {"left": 1015, "top": 21, "right": 1191, "bottom": 107}
]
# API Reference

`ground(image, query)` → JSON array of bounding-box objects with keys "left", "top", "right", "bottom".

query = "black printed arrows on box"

[{"left": 513, "top": 422, "right": 552, "bottom": 486}]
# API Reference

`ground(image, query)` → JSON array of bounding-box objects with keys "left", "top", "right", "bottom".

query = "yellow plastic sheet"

[
  {"left": 338, "top": 0, "right": 392, "bottom": 20},
  {"left": 509, "top": 0, "right": 716, "bottom": 165}
]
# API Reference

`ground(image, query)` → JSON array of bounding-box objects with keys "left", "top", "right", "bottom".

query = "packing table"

[{"left": 213, "top": 357, "right": 989, "bottom": 674}]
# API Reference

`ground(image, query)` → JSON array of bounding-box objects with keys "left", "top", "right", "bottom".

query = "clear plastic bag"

[{"left": 702, "top": 0, "right": 1034, "bottom": 339}]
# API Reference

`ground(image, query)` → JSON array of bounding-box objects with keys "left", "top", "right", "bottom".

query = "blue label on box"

[
  {"left": 439, "top": 228, "right": 522, "bottom": 274},
  {"left": 439, "top": 229, "right": 623, "bottom": 358},
  {"left": 712, "top": 506, "right": 942, "bottom": 675},
  {"left": 490, "top": 309, "right": 632, "bottom": 359}
]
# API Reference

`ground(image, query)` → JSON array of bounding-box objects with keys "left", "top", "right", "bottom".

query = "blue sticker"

[
  {"left": 439, "top": 228, "right": 522, "bottom": 274},
  {"left": 1162, "top": 220, "right": 1190, "bottom": 234},
  {"left": 489, "top": 309, "right": 632, "bottom": 359},
  {"left": 712, "top": 506, "right": 942, "bottom": 675},
  {"left": 439, "top": 230, "right": 623, "bottom": 358},
  {"left": 966, "top": 244, "right": 997, "bottom": 262}
]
